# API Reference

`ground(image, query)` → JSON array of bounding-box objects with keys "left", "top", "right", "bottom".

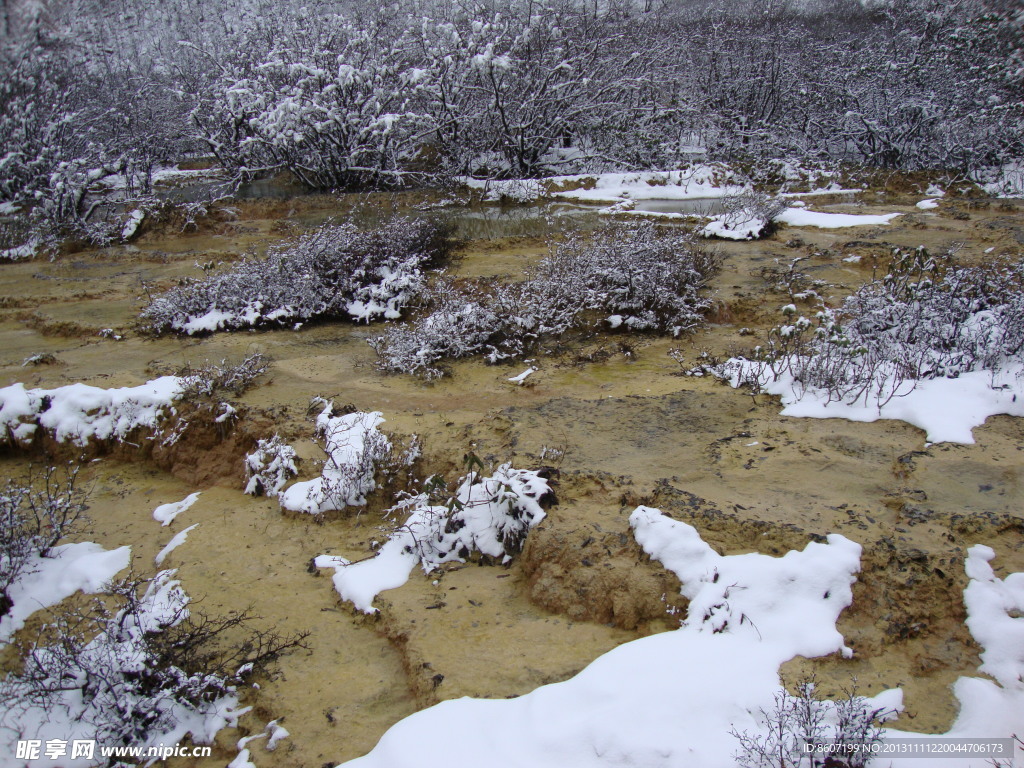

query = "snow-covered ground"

[
  {"left": 774, "top": 208, "right": 901, "bottom": 229},
  {"left": 0, "top": 543, "right": 130, "bottom": 644},
  {"left": 0, "top": 377, "right": 184, "bottom": 446},
  {"left": 462, "top": 166, "right": 748, "bottom": 204},
  {"left": 716, "top": 359, "right": 1024, "bottom": 445},
  {"left": 337, "top": 511, "right": 1023, "bottom": 768}
]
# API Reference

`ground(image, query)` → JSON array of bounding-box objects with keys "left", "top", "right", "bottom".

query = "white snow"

[
  {"left": 701, "top": 212, "right": 769, "bottom": 240},
  {"left": 462, "top": 166, "right": 747, "bottom": 204},
  {"left": 244, "top": 436, "right": 299, "bottom": 497},
  {"left": 962, "top": 545, "right": 1024, "bottom": 691},
  {"left": 336, "top": 512, "right": 868, "bottom": 767},
  {"left": 0, "top": 241, "right": 38, "bottom": 261},
  {"left": 507, "top": 366, "right": 537, "bottom": 385},
  {"left": 121, "top": 208, "right": 145, "bottom": 240},
  {"left": 876, "top": 545, "right": 1024, "bottom": 767},
  {"left": 916, "top": 198, "right": 941, "bottom": 210},
  {"left": 779, "top": 186, "right": 863, "bottom": 198},
  {"left": 227, "top": 749, "right": 257, "bottom": 768},
  {"left": 151, "top": 166, "right": 225, "bottom": 184},
  {"left": 337, "top": 517, "right": 1024, "bottom": 768},
  {"left": 153, "top": 492, "right": 201, "bottom": 526},
  {"left": 776, "top": 207, "right": 902, "bottom": 229},
  {"left": 0, "top": 376, "right": 184, "bottom": 447},
  {"left": 318, "top": 465, "right": 549, "bottom": 613},
  {"left": 278, "top": 405, "right": 390, "bottom": 515},
  {"left": 0, "top": 542, "right": 131, "bottom": 643},
  {"left": 719, "top": 359, "right": 1024, "bottom": 444},
  {"left": 182, "top": 308, "right": 239, "bottom": 335},
  {"left": 265, "top": 720, "right": 290, "bottom": 751},
  {"left": 549, "top": 167, "right": 747, "bottom": 203},
  {"left": 154, "top": 523, "right": 199, "bottom": 566}
]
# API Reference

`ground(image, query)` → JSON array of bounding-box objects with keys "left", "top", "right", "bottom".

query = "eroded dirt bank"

[{"left": 1, "top": 190, "right": 1022, "bottom": 765}]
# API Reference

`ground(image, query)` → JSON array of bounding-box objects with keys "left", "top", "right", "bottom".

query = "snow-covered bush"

[
  {"left": 372, "top": 222, "right": 720, "bottom": 377},
  {"left": 244, "top": 436, "right": 299, "bottom": 498},
  {"left": 279, "top": 402, "right": 393, "bottom": 516},
  {"left": 140, "top": 217, "right": 455, "bottom": 335},
  {"left": 0, "top": 465, "right": 87, "bottom": 618},
  {"left": 713, "top": 248, "right": 1024, "bottom": 406},
  {"left": 395, "top": 465, "right": 552, "bottom": 566},
  {"left": 0, "top": 355, "right": 268, "bottom": 452},
  {"left": 190, "top": 9, "right": 429, "bottom": 190},
  {"left": 0, "top": 571, "right": 306, "bottom": 755},
  {"left": 701, "top": 192, "right": 787, "bottom": 241},
  {"left": 317, "top": 463, "right": 553, "bottom": 612}
]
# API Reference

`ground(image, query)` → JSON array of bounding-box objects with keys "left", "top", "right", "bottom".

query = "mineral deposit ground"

[{"left": 1, "top": 189, "right": 1022, "bottom": 766}]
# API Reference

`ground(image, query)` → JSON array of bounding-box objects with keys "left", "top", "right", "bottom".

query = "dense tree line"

[{"left": 0, "top": 0, "right": 1021, "bottom": 236}]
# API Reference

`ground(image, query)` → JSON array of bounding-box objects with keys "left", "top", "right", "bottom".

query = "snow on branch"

[
  {"left": 278, "top": 403, "right": 392, "bottom": 516},
  {"left": 316, "top": 464, "right": 552, "bottom": 613},
  {"left": 372, "top": 222, "right": 720, "bottom": 378},
  {"left": 141, "top": 217, "right": 455, "bottom": 335}
]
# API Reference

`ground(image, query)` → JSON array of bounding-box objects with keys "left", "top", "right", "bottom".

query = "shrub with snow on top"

[
  {"left": 141, "top": 217, "right": 455, "bottom": 335},
  {"left": 372, "top": 222, "right": 719, "bottom": 377}
]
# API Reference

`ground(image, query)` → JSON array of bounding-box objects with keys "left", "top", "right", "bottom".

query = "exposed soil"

[{"left": 0, "top": 190, "right": 1022, "bottom": 766}]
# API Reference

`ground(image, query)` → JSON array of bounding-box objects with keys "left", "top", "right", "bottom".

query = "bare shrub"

[
  {"left": 732, "top": 678, "right": 894, "bottom": 768},
  {"left": 176, "top": 353, "right": 271, "bottom": 399},
  {"left": 0, "top": 464, "right": 87, "bottom": 618},
  {"left": 0, "top": 571, "right": 308, "bottom": 752}
]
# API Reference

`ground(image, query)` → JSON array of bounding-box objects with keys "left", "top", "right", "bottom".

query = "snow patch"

[
  {"left": 0, "top": 241, "right": 38, "bottom": 261},
  {"left": 121, "top": 208, "right": 145, "bottom": 240},
  {"left": 717, "top": 358, "right": 1024, "bottom": 444},
  {"left": 336, "top": 513, "right": 863, "bottom": 767},
  {"left": 0, "top": 376, "right": 184, "bottom": 447},
  {"left": 153, "top": 492, "right": 201, "bottom": 526},
  {"left": 337, "top": 518, "right": 1024, "bottom": 768},
  {"left": 507, "top": 366, "right": 537, "bottom": 385},
  {"left": 701, "top": 212, "right": 769, "bottom": 240},
  {"left": 876, "top": 545, "right": 1024, "bottom": 766},
  {"left": 776, "top": 208, "right": 902, "bottom": 229},
  {"left": 155, "top": 524, "right": 199, "bottom": 566},
  {"left": 462, "top": 166, "right": 747, "bottom": 204},
  {"left": 0, "top": 542, "right": 131, "bottom": 643}
]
